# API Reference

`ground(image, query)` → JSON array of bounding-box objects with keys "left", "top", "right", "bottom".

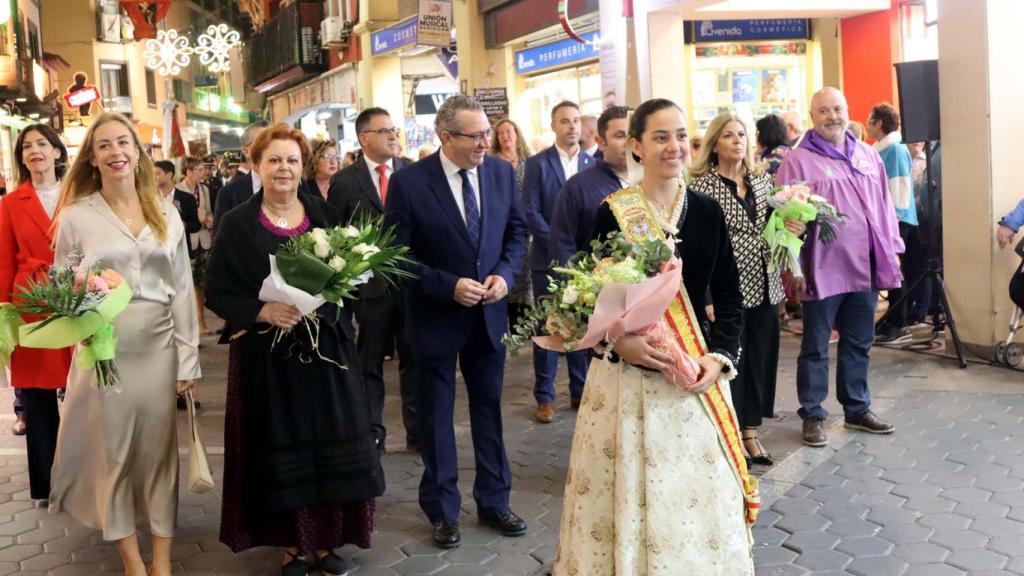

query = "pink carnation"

[
  {"left": 88, "top": 275, "right": 110, "bottom": 294},
  {"left": 790, "top": 184, "right": 812, "bottom": 202},
  {"left": 74, "top": 270, "right": 88, "bottom": 291}
]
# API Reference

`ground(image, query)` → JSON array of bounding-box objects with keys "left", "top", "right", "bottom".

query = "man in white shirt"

[
  {"left": 385, "top": 94, "right": 528, "bottom": 549},
  {"left": 522, "top": 100, "right": 594, "bottom": 423},
  {"left": 326, "top": 107, "right": 415, "bottom": 455},
  {"left": 580, "top": 114, "right": 600, "bottom": 159}
]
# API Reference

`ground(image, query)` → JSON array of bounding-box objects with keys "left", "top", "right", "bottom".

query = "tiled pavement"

[{"left": 0, "top": 320, "right": 1021, "bottom": 574}]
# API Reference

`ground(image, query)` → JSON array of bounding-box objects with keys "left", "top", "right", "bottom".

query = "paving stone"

[
  {"left": 771, "top": 497, "right": 821, "bottom": 516},
  {"left": 877, "top": 524, "right": 935, "bottom": 545},
  {"left": 903, "top": 496, "right": 957, "bottom": 514},
  {"left": 892, "top": 542, "right": 951, "bottom": 564},
  {"left": 867, "top": 507, "right": 921, "bottom": 526},
  {"left": 971, "top": 517, "right": 1024, "bottom": 537},
  {"left": 974, "top": 475, "right": 1024, "bottom": 493},
  {"left": 931, "top": 529, "right": 989, "bottom": 550},
  {"left": 791, "top": 549, "right": 851, "bottom": 571},
  {"left": 782, "top": 530, "right": 840, "bottom": 552},
  {"left": 834, "top": 536, "right": 893, "bottom": 557},
  {"left": 954, "top": 500, "right": 1010, "bottom": 520},
  {"left": 940, "top": 486, "right": 994, "bottom": 503},
  {"left": 826, "top": 518, "right": 880, "bottom": 538},
  {"left": 846, "top": 555, "right": 910, "bottom": 576},
  {"left": 391, "top": 554, "right": 448, "bottom": 575},
  {"left": 753, "top": 565, "right": 810, "bottom": 576},
  {"left": 918, "top": 513, "right": 972, "bottom": 531},
  {"left": 752, "top": 526, "right": 789, "bottom": 547},
  {"left": 947, "top": 549, "right": 1009, "bottom": 572},
  {"left": 752, "top": 546, "right": 798, "bottom": 566},
  {"left": 774, "top": 514, "right": 830, "bottom": 534}
]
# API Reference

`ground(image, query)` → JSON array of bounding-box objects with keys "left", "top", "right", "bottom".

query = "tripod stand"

[{"left": 874, "top": 141, "right": 967, "bottom": 368}]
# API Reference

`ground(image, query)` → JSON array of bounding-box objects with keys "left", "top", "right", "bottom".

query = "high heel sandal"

[
  {"left": 742, "top": 430, "right": 774, "bottom": 467},
  {"left": 281, "top": 551, "right": 311, "bottom": 576},
  {"left": 317, "top": 551, "right": 352, "bottom": 576}
]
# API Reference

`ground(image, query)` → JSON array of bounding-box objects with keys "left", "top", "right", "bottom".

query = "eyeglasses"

[
  {"left": 449, "top": 129, "right": 494, "bottom": 145},
  {"left": 360, "top": 127, "right": 400, "bottom": 137},
  {"left": 321, "top": 154, "right": 340, "bottom": 161}
]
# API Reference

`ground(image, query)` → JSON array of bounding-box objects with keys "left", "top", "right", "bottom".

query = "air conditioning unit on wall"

[{"left": 321, "top": 16, "right": 353, "bottom": 50}]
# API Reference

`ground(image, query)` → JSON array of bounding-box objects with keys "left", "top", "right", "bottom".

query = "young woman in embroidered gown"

[
  {"left": 0, "top": 124, "right": 74, "bottom": 502},
  {"left": 552, "top": 99, "right": 757, "bottom": 575},
  {"left": 48, "top": 113, "right": 201, "bottom": 576}
]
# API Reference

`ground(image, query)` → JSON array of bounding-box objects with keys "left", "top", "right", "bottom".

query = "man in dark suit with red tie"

[
  {"left": 327, "top": 107, "right": 415, "bottom": 454},
  {"left": 386, "top": 94, "right": 528, "bottom": 549}
]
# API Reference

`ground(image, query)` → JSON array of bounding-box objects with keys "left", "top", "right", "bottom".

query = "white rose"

[
  {"left": 313, "top": 238, "right": 331, "bottom": 259},
  {"left": 351, "top": 243, "right": 381, "bottom": 259},
  {"left": 310, "top": 227, "right": 328, "bottom": 243},
  {"left": 342, "top": 225, "right": 360, "bottom": 238},
  {"left": 328, "top": 256, "right": 347, "bottom": 271},
  {"left": 562, "top": 285, "right": 580, "bottom": 305}
]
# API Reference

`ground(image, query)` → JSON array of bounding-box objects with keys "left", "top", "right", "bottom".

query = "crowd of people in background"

[{"left": 0, "top": 83, "right": 964, "bottom": 575}]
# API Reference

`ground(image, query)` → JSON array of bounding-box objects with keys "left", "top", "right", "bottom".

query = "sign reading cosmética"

[
  {"left": 417, "top": 0, "right": 452, "bottom": 47},
  {"left": 694, "top": 19, "right": 809, "bottom": 42}
]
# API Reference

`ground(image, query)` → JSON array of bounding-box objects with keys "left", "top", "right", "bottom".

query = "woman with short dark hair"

[{"left": 755, "top": 113, "right": 791, "bottom": 176}]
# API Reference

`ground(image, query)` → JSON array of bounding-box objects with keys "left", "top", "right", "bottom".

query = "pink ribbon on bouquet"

[{"left": 533, "top": 255, "right": 701, "bottom": 388}]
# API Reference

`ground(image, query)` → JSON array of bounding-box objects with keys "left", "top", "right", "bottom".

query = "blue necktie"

[{"left": 459, "top": 169, "right": 480, "bottom": 247}]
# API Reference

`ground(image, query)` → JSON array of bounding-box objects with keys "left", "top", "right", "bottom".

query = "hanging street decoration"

[
  {"left": 558, "top": 0, "right": 586, "bottom": 43},
  {"left": 194, "top": 24, "right": 241, "bottom": 73},
  {"left": 120, "top": 0, "right": 172, "bottom": 40},
  {"left": 143, "top": 29, "right": 193, "bottom": 76},
  {"left": 141, "top": 24, "right": 241, "bottom": 77}
]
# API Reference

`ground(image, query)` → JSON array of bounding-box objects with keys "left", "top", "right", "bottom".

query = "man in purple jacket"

[{"left": 776, "top": 87, "right": 904, "bottom": 448}]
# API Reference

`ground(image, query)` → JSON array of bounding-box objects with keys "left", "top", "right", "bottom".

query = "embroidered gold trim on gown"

[{"left": 553, "top": 359, "right": 755, "bottom": 576}]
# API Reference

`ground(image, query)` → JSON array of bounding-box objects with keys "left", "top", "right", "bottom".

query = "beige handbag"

[{"left": 186, "top": 390, "right": 215, "bottom": 493}]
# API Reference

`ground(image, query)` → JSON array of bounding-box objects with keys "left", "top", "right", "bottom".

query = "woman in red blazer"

[{"left": 0, "top": 123, "right": 74, "bottom": 501}]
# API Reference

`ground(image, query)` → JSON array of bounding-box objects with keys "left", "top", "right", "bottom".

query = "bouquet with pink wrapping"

[{"left": 504, "top": 232, "right": 700, "bottom": 389}]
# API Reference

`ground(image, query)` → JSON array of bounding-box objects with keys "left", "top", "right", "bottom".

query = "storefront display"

[
  {"left": 686, "top": 19, "right": 813, "bottom": 134},
  {"left": 690, "top": 41, "right": 809, "bottom": 132}
]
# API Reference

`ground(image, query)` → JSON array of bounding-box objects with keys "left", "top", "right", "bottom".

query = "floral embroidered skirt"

[{"left": 553, "top": 359, "right": 754, "bottom": 576}]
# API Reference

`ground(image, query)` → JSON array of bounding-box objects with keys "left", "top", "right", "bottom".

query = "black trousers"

[
  {"left": 20, "top": 388, "right": 60, "bottom": 500},
  {"left": 354, "top": 295, "right": 418, "bottom": 445},
  {"left": 732, "top": 302, "right": 780, "bottom": 429}
]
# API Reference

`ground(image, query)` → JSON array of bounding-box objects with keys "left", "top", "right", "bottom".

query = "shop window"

[
  {"left": 145, "top": 69, "right": 158, "bottom": 108},
  {"left": 521, "top": 63, "right": 602, "bottom": 148},
  {"left": 99, "top": 61, "right": 132, "bottom": 117}
]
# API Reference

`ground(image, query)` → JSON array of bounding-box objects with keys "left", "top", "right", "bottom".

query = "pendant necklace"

[{"left": 262, "top": 202, "right": 292, "bottom": 228}]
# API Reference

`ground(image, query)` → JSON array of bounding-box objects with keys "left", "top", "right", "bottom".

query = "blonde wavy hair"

[
  {"left": 303, "top": 138, "right": 338, "bottom": 180},
  {"left": 54, "top": 112, "right": 167, "bottom": 243},
  {"left": 689, "top": 112, "right": 762, "bottom": 178}
]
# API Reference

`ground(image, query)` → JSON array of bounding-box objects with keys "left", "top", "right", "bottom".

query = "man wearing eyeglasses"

[
  {"left": 327, "top": 107, "right": 416, "bottom": 456},
  {"left": 385, "top": 94, "right": 528, "bottom": 549},
  {"left": 776, "top": 87, "right": 904, "bottom": 449},
  {"left": 522, "top": 100, "right": 594, "bottom": 424}
]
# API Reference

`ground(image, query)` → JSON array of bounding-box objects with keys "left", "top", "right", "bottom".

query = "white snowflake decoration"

[
  {"left": 194, "top": 24, "right": 241, "bottom": 73},
  {"left": 143, "top": 29, "right": 193, "bottom": 77}
]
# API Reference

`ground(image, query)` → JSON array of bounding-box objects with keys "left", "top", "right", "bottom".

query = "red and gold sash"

[{"left": 607, "top": 187, "right": 760, "bottom": 526}]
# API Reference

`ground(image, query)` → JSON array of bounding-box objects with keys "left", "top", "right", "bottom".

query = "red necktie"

[{"left": 376, "top": 163, "right": 389, "bottom": 205}]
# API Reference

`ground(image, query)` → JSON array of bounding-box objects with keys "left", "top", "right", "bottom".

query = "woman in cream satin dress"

[
  {"left": 49, "top": 112, "right": 200, "bottom": 576},
  {"left": 553, "top": 99, "right": 755, "bottom": 576}
]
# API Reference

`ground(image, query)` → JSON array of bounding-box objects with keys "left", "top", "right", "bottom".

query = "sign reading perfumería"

[{"left": 417, "top": 0, "right": 452, "bottom": 47}]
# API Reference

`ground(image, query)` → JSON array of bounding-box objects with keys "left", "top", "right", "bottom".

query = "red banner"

[{"left": 120, "top": 0, "right": 171, "bottom": 40}]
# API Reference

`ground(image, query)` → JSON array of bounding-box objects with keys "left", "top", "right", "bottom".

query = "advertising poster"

[
  {"left": 732, "top": 70, "right": 758, "bottom": 103},
  {"left": 417, "top": 0, "right": 452, "bottom": 47},
  {"left": 762, "top": 69, "right": 788, "bottom": 102}
]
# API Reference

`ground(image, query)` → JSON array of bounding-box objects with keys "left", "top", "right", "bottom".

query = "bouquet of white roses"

[{"left": 258, "top": 215, "right": 414, "bottom": 365}]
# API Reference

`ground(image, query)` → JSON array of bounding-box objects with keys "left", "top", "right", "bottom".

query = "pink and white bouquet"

[{"left": 762, "top": 183, "right": 845, "bottom": 278}]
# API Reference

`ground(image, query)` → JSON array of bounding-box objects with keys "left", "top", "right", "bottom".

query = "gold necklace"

[{"left": 262, "top": 201, "right": 295, "bottom": 228}]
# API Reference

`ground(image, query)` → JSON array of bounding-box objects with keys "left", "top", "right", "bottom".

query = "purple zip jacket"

[{"left": 775, "top": 129, "right": 904, "bottom": 301}]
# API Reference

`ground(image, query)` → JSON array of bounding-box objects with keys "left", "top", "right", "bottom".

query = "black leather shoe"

[
  {"left": 479, "top": 509, "right": 528, "bottom": 537},
  {"left": 432, "top": 519, "right": 461, "bottom": 548}
]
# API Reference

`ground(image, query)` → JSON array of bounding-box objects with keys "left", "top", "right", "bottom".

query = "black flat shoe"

[
  {"left": 432, "top": 519, "right": 461, "bottom": 548},
  {"left": 281, "top": 551, "right": 310, "bottom": 576},
  {"left": 479, "top": 509, "right": 528, "bottom": 537},
  {"left": 317, "top": 552, "right": 351, "bottom": 576}
]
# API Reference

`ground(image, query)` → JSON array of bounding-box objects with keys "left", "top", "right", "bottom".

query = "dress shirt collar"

[
  {"left": 555, "top": 143, "right": 579, "bottom": 165},
  {"left": 364, "top": 156, "right": 394, "bottom": 175},
  {"left": 439, "top": 149, "right": 477, "bottom": 179},
  {"left": 251, "top": 170, "right": 262, "bottom": 193}
]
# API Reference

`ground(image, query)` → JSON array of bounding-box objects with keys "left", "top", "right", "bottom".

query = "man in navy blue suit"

[
  {"left": 522, "top": 100, "right": 594, "bottom": 423},
  {"left": 386, "top": 94, "right": 528, "bottom": 549},
  {"left": 549, "top": 105, "right": 631, "bottom": 267}
]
